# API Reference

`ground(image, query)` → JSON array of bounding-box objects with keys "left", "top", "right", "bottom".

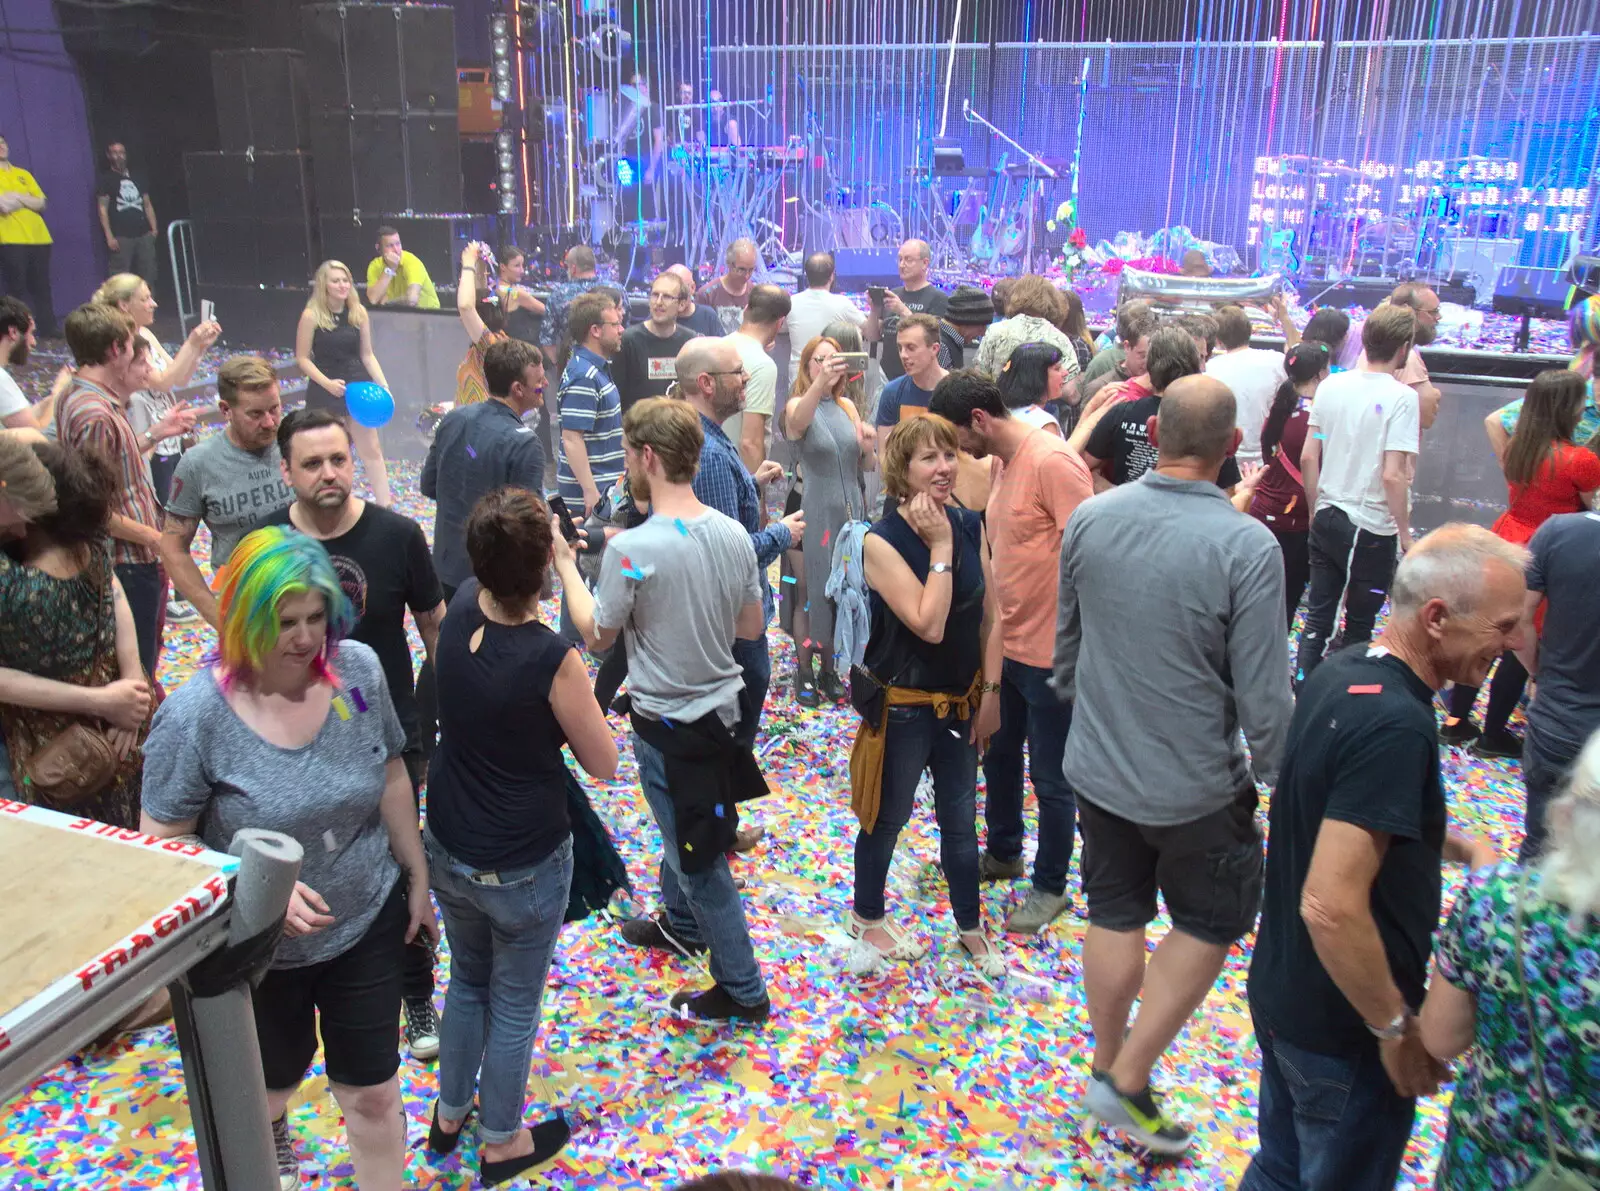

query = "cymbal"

[{"left": 618, "top": 83, "right": 650, "bottom": 108}]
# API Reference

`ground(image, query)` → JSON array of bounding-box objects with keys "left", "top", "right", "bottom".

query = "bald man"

[
  {"left": 867, "top": 238, "right": 949, "bottom": 382},
  {"left": 697, "top": 238, "right": 759, "bottom": 334},
  {"left": 669, "top": 263, "right": 723, "bottom": 337},
  {"left": 1057, "top": 371, "right": 1292, "bottom": 1154}
]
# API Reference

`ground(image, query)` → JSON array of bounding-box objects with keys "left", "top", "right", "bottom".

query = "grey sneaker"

[
  {"left": 271, "top": 1114, "right": 301, "bottom": 1191},
  {"left": 1005, "top": 889, "right": 1071, "bottom": 935},
  {"left": 166, "top": 598, "right": 200, "bottom": 623},
  {"left": 403, "top": 996, "right": 441, "bottom": 1061},
  {"left": 1083, "top": 1072, "right": 1194, "bottom": 1156},
  {"left": 979, "top": 851, "right": 1026, "bottom": 881}
]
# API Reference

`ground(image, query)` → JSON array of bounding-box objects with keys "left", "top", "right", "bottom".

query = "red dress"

[{"left": 1493, "top": 442, "right": 1600, "bottom": 545}]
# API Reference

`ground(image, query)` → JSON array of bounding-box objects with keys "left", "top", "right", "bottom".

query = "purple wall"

[{"left": 0, "top": 0, "right": 100, "bottom": 325}]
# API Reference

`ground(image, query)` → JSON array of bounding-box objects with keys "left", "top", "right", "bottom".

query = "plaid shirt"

[
  {"left": 56, "top": 378, "right": 162, "bottom": 565},
  {"left": 693, "top": 413, "right": 790, "bottom": 625}
]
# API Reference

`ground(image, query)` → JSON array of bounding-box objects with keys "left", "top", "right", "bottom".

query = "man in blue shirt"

[
  {"left": 421, "top": 337, "right": 546, "bottom": 597},
  {"left": 557, "top": 291, "right": 626, "bottom": 517},
  {"left": 874, "top": 313, "right": 950, "bottom": 427},
  {"left": 675, "top": 334, "right": 803, "bottom": 752}
]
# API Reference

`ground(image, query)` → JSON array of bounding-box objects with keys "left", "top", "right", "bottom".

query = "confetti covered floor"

[{"left": 0, "top": 460, "right": 1534, "bottom": 1191}]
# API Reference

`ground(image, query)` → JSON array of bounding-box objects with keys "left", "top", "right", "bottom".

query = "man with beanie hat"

[{"left": 944, "top": 286, "right": 995, "bottom": 370}]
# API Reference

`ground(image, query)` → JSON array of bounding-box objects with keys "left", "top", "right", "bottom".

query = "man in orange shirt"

[{"left": 930, "top": 370, "right": 1094, "bottom": 934}]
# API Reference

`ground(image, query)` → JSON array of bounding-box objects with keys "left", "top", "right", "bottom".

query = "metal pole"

[{"left": 172, "top": 829, "right": 302, "bottom": 1191}]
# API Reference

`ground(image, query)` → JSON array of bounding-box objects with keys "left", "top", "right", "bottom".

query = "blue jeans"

[
  {"left": 854, "top": 703, "right": 982, "bottom": 931},
  {"left": 1239, "top": 1015, "right": 1417, "bottom": 1191},
  {"left": 981, "top": 658, "right": 1078, "bottom": 897},
  {"left": 731, "top": 634, "right": 771, "bottom": 749},
  {"left": 426, "top": 830, "right": 573, "bottom": 1145},
  {"left": 115, "top": 560, "right": 164, "bottom": 678},
  {"left": 634, "top": 732, "right": 766, "bottom": 1005}
]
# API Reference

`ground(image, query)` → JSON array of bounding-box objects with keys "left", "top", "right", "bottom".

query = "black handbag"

[{"left": 848, "top": 663, "right": 888, "bottom": 728}]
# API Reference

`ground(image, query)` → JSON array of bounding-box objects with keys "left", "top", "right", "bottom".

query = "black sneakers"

[
  {"left": 669, "top": 983, "right": 771, "bottom": 1023},
  {"left": 403, "top": 996, "right": 441, "bottom": 1060}
]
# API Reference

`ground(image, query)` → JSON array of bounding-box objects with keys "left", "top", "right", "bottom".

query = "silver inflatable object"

[{"left": 1117, "top": 267, "right": 1284, "bottom": 314}]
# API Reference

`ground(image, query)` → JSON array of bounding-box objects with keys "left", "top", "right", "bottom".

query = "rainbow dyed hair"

[
  {"left": 213, "top": 526, "right": 354, "bottom": 689},
  {"left": 1571, "top": 295, "right": 1599, "bottom": 380}
]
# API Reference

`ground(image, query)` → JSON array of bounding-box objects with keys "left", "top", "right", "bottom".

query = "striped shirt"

[
  {"left": 56, "top": 378, "right": 162, "bottom": 565},
  {"left": 555, "top": 345, "right": 624, "bottom": 504}
]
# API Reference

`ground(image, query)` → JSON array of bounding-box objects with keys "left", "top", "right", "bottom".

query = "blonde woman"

[
  {"left": 92, "top": 272, "right": 220, "bottom": 503},
  {"left": 295, "top": 260, "right": 392, "bottom": 507}
]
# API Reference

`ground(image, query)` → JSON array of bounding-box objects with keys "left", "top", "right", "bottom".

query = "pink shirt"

[{"left": 987, "top": 429, "right": 1094, "bottom": 668}]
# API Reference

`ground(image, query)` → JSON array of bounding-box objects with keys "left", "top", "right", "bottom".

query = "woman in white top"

[
  {"left": 92, "top": 273, "right": 221, "bottom": 504},
  {"left": 996, "top": 341, "right": 1068, "bottom": 438}
]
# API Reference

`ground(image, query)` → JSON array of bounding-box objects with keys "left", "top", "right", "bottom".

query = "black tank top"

[
  {"left": 863, "top": 504, "right": 984, "bottom": 695},
  {"left": 426, "top": 582, "right": 573, "bottom": 869},
  {"left": 309, "top": 309, "right": 369, "bottom": 397}
]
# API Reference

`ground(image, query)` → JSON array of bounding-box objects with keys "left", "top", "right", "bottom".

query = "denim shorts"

[{"left": 1078, "top": 785, "right": 1263, "bottom": 945}]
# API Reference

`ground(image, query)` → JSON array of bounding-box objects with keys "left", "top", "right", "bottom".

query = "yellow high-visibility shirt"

[{"left": 0, "top": 165, "right": 51, "bottom": 245}]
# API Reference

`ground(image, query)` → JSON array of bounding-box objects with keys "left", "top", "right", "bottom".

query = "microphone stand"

[{"left": 963, "top": 102, "right": 1057, "bottom": 269}]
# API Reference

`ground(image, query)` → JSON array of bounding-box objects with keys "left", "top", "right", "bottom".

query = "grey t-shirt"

[
  {"left": 593, "top": 508, "right": 761, "bottom": 726},
  {"left": 167, "top": 432, "right": 293, "bottom": 567},
  {"left": 142, "top": 641, "right": 407, "bottom": 968}
]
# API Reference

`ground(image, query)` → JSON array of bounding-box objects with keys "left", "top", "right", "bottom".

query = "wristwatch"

[
  {"left": 1366, "top": 1010, "right": 1410, "bottom": 1041},
  {"left": 928, "top": 562, "right": 952, "bottom": 574},
  {"left": 980, "top": 681, "right": 1001, "bottom": 693}
]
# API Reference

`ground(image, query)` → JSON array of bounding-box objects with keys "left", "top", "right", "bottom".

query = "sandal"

[
  {"left": 845, "top": 911, "right": 929, "bottom": 962},
  {"left": 959, "top": 929, "right": 1007, "bottom": 980}
]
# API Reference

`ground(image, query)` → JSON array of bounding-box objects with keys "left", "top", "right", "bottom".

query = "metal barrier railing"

[{"left": 167, "top": 220, "right": 199, "bottom": 339}]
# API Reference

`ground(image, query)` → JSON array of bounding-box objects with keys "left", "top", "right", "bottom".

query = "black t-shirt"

[
  {"left": 97, "top": 170, "right": 151, "bottom": 238},
  {"left": 612, "top": 323, "right": 695, "bottom": 412},
  {"left": 426, "top": 581, "right": 573, "bottom": 869},
  {"left": 1084, "top": 393, "right": 1242, "bottom": 489},
  {"left": 263, "top": 503, "right": 443, "bottom": 749},
  {"left": 1248, "top": 648, "right": 1445, "bottom": 1055},
  {"left": 880, "top": 285, "right": 950, "bottom": 381}
]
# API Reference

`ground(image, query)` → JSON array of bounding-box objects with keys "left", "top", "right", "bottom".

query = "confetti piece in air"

[
  {"left": 1, "top": 457, "right": 1492, "bottom": 1191},
  {"left": 781, "top": 574, "right": 798, "bottom": 584},
  {"left": 1348, "top": 684, "right": 1384, "bottom": 694},
  {"left": 465, "top": 444, "right": 477, "bottom": 459},
  {"left": 674, "top": 518, "right": 688, "bottom": 536},
  {"left": 822, "top": 529, "right": 831, "bottom": 547},
  {"left": 348, "top": 686, "right": 368, "bottom": 714}
]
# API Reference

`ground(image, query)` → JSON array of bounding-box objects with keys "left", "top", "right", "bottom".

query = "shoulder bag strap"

[{"left": 1514, "top": 867, "right": 1565, "bottom": 1171}]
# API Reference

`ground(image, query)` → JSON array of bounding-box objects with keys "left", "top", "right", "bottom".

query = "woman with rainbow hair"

[
  {"left": 141, "top": 524, "right": 436, "bottom": 1191},
  {"left": 1486, "top": 293, "right": 1600, "bottom": 456}
]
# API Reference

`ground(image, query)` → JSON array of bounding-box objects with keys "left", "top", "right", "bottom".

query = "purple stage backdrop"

[{"left": 0, "top": 0, "right": 99, "bottom": 327}]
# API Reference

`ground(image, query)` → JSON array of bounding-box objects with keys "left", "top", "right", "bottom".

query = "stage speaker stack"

[
  {"left": 186, "top": 49, "right": 319, "bottom": 291},
  {"left": 302, "top": 3, "right": 462, "bottom": 217}
]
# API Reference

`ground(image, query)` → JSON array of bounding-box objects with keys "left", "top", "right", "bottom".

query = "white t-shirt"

[
  {"left": 1206, "top": 347, "right": 1287, "bottom": 463},
  {"left": 785, "top": 288, "right": 865, "bottom": 372},
  {"left": 0, "top": 367, "right": 28, "bottom": 421},
  {"left": 1014, "top": 405, "right": 1060, "bottom": 435},
  {"left": 1308, "top": 369, "right": 1420, "bottom": 536},
  {"left": 722, "top": 331, "right": 778, "bottom": 456}
]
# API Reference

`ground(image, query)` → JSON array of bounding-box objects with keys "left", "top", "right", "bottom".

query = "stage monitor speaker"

[
  {"left": 831, "top": 247, "right": 900, "bottom": 291},
  {"left": 192, "top": 218, "right": 319, "bottom": 289},
  {"left": 212, "top": 50, "right": 310, "bottom": 152},
  {"left": 184, "top": 151, "right": 314, "bottom": 224},
  {"left": 1492, "top": 267, "right": 1573, "bottom": 321},
  {"left": 311, "top": 110, "right": 462, "bottom": 216},
  {"left": 302, "top": 3, "right": 458, "bottom": 113}
]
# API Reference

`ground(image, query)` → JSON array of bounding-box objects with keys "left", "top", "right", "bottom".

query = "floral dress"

[
  {"left": 0, "top": 541, "right": 147, "bottom": 827},
  {"left": 1434, "top": 862, "right": 1600, "bottom": 1189}
]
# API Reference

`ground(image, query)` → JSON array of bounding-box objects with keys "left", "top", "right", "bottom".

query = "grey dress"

[{"left": 798, "top": 398, "right": 866, "bottom": 668}]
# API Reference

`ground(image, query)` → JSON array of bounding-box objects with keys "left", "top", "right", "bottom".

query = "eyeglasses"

[
  {"left": 705, "top": 367, "right": 748, "bottom": 379},
  {"left": 649, "top": 291, "right": 678, "bottom": 301},
  {"left": 600, "top": 318, "right": 624, "bottom": 328}
]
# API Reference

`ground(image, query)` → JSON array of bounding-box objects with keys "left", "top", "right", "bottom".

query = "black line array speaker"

[
  {"left": 184, "top": 151, "right": 319, "bottom": 288},
  {"left": 302, "top": 3, "right": 461, "bottom": 215},
  {"left": 212, "top": 50, "right": 311, "bottom": 152}
]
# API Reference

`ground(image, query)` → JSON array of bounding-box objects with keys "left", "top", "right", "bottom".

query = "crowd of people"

[{"left": 0, "top": 230, "right": 1597, "bottom": 1191}]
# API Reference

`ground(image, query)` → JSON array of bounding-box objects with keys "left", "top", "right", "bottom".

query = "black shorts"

[
  {"left": 302, "top": 382, "right": 349, "bottom": 420},
  {"left": 253, "top": 880, "right": 406, "bottom": 1090},
  {"left": 1078, "top": 786, "right": 1263, "bottom": 945}
]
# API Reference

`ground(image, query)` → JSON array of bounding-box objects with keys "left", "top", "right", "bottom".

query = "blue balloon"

[{"left": 345, "top": 381, "right": 395, "bottom": 428}]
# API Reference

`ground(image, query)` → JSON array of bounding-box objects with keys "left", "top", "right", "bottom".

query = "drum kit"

[{"left": 1276, "top": 154, "right": 1521, "bottom": 283}]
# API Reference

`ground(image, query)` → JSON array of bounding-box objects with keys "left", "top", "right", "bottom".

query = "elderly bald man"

[
  {"left": 1057, "top": 372, "right": 1293, "bottom": 1155},
  {"left": 696, "top": 238, "right": 760, "bottom": 335},
  {"left": 1245, "top": 523, "right": 1512, "bottom": 1191}
]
